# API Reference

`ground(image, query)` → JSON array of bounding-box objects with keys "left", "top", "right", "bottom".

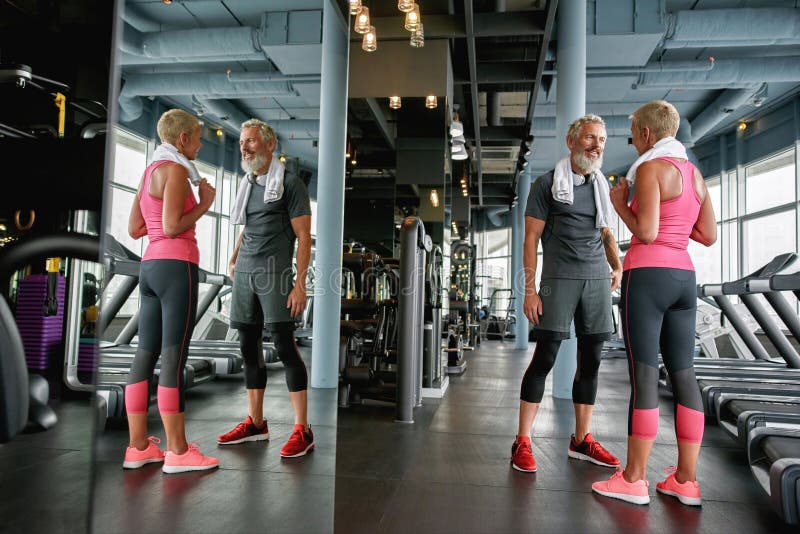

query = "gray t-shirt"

[
  {"left": 235, "top": 172, "right": 311, "bottom": 274},
  {"left": 525, "top": 169, "right": 608, "bottom": 279}
]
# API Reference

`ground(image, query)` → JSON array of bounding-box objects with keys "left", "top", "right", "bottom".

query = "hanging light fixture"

[
  {"left": 452, "top": 142, "right": 468, "bottom": 160},
  {"left": 450, "top": 113, "right": 464, "bottom": 137},
  {"left": 389, "top": 96, "right": 402, "bottom": 109},
  {"left": 279, "top": 153, "right": 286, "bottom": 163},
  {"left": 430, "top": 188, "right": 440, "bottom": 208},
  {"left": 404, "top": 3, "right": 421, "bottom": 31},
  {"left": 362, "top": 25, "right": 377, "bottom": 52},
  {"left": 398, "top": 0, "right": 415, "bottom": 12},
  {"left": 350, "top": 147, "right": 358, "bottom": 166},
  {"left": 354, "top": 6, "right": 371, "bottom": 34},
  {"left": 348, "top": 0, "right": 362, "bottom": 15},
  {"left": 345, "top": 137, "right": 351, "bottom": 158},
  {"left": 425, "top": 95, "right": 437, "bottom": 109},
  {"left": 410, "top": 23, "right": 424, "bottom": 47}
]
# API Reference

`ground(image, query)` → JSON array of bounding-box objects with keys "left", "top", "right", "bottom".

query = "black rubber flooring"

[
  {"left": 334, "top": 340, "right": 797, "bottom": 533},
  {"left": 2, "top": 340, "right": 797, "bottom": 533},
  {"left": 90, "top": 346, "right": 336, "bottom": 533}
]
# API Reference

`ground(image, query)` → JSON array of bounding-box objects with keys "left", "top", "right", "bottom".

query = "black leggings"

[
  {"left": 520, "top": 336, "right": 604, "bottom": 404},
  {"left": 126, "top": 260, "right": 198, "bottom": 415},
  {"left": 238, "top": 322, "right": 308, "bottom": 392},
  {"left": 621, "top": 268, "right": 704, "bottom": 443}
]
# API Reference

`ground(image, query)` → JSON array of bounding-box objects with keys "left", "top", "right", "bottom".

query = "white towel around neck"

[
  {"left": 551, "top": 156, "right": 615, "bottom": 229},
  {"left": 230, "top": 157, "right": 286, "bottom": 225},
  {"left": 625, "top": 137, "right": 688, "bottom": 185},
  {"left": 151, "top": 142, "right": 203, "bottom": 185}
]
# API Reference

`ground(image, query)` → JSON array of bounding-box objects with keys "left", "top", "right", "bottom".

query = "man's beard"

[
  {"left": 572, "top": 151, "right": 603, "bottom": 174},
  {"left": 241, "top": 152, "right": 269, "bottom": 175}
]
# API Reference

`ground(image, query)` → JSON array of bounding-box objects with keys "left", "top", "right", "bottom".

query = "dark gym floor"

[
  {"left": 0, "top": 396, "right": 94, "bottom": 534},
  {"left": 334, "top": 340, "right": 797, "bottom": 533},
  {"left": 90, "top": 347, "right": 337, "bottom": 534},
  {"left": 2, "top": 340, "right": 797, "bottom": 533}
]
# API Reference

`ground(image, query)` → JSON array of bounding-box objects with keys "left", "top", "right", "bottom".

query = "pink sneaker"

[
  {"left": 656, "top": 467, "right": 702, "bottom": 506},
  {"left": 123, "top": 436, "right": 165, "bottom": 469},
  {"left": 162, "top": 442, "right": 220, "bottom": 474},
  {"left": 592, "top": 469, "right": 650, "bottom": 505}
]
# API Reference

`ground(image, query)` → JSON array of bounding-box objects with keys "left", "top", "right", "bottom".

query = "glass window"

[
  {"left": 108, "top": 188, "right": 143, "bottom": 257},
  {"left": 724, "top": 171, "right": 738, "bottom": 221},
  {"left": 688, "top": 224, "right": 721, "bottom": 284},
  {"left": 195, "top": 215, "right": 217, "bottom": 272},
  {"left": 218, "top": 218, "right": 231, "bottom": 276},
  {"left": 112, "top": 130, "right": 148, "bottom": 188},
  {"left": 706, "top": 177, "right": 721, "bottom": 223},
  {"left": 743, "top": 210, "right": 796, "bottom": 275},
  {"left": 222, "top": 172, "right": 235, "bottom": 216},
  {"left": 745, "top": 150, "right": 795, "bottom": 214},
  {"left": 722, "top": 220, "right": 738, "bottom": 282},
  {"left": 310, "top": 200, "right": 318, "bottom": 238}
]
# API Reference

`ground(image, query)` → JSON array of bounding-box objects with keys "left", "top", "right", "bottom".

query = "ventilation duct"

[
  {"left": 664, "top": 8, "right": 800, "bottom": 49},
  {"left": 118, "top": 73, "right": 297, "bottom": 122},
  {"left": 122, "top": 26, "right": 264, "bottom": 62},
  {"left": 634, "top": 58, "right": 800, "bottom": 89},
  {"left": 689, "top": 85, "right": 766, "bottom": 143}
]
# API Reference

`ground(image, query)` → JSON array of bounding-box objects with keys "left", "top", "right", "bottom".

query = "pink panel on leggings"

[
  {"left": 125, "top": 380, "right": 149, "bottom": 415},
  {"left": 676, "top": 404, "right": 705, "bottom": 444},
  {"left": 631, "top": 408, "right": 659, "bottom": 440},
  {"left": 157, "top": 385, "right": 180, "bottom": 415}
]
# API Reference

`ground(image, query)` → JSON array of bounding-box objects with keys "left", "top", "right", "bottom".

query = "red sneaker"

[
  {"left": 122, "top": 436, "right": 165, "bottom": 469},
  {"left": 568, "top": 433, "right": 620, "bottom": 467},
  {"left": 656, "top": 467, "right": 702, "bottom": 506},
  {"left": 592, "top": 469, "right": 650, "bottom": 505},
  {"left": 280, "top": 424, "right": 314, "bottom": 458},
  {"left": 217, "top": 415, "right": 269, "bottom": 445},
  {"left": 511, "top": 436, "right": 537, "bottom": 472}
]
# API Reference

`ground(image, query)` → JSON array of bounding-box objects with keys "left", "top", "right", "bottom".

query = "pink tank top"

[
  {"left": 623, "top": 157, "right": 702, "bottom": 272},
  {"left": 139, "top": 160, "right": 199, "bottom": 265}
]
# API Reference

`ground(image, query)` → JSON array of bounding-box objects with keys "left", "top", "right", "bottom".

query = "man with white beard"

[
  {"left": 218, "top": 119, "right": 315, "bottom": 458},
  {"left": 510, "top": 114, "right": 623, "bottom": 474}
]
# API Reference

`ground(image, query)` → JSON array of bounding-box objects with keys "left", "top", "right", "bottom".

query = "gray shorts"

[
  {"left": 230, "top": 270, "right": 295, "bottom": 329},
  {"left": 532, "top": 278, "right": 613, "bottom": 341}
]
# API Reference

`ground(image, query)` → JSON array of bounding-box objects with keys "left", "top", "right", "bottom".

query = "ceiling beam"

[
  {"left": 525, "top": 0, "right": 558, "bottom": 127},
  {"left": 454, "top": 63, "right": 539, "bottom": 84},
  {"left": 347, "top": 12, "right": 545, "bottom": 41},
  {"left": 464, "top": 0, "right": 483, "bottom": 206},
  {"left": 364, "top": 98, "right": 396, "bottom": 151}
]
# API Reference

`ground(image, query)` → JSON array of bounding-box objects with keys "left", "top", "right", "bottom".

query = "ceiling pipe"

[
  {"left": 226, "top": 71, "right": 320, "bottom": 84},
  {"left": 664, "top": 8, "right": 800, "bottom": 49},
  {"left": 118, "top": 73, "right": 297, "bottom": 122},
  {"left": 123, "top": 26, "right": 264, "bottom": 62},
  {"left": 485, "top": 206, "right": 510, "bottom": 227},
  {"left": 634, "top": 57, "right": 800, "bottom": 89},
  {"left": 689, "top": 84, "right": 767, "bottom": 143},
  {"left": 486, "top": 0, "right": 506, "bottom": 129},
  {"left": 195, "top": 99, "right": 251, "bottom": 133},
  {"left": 542, "top": 58, "right": 715, "bottom": 76}
]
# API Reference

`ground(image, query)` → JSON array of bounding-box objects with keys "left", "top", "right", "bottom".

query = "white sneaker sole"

[
  {"left": 511, "top": 461, "right": 537, "bottom": 473},
  {"left": 280, "top": 443, "right": 314, "bottom": 458},
  {"left": 162, "top": 463, "right": 219, "bottom": 474},
  {"left": 568, "top": 449, "right": 619, "bottom": 468},
  {"left": 657, "top": 487, "right": 702, "bottom": 506},
  {"left": 122, "top": 457, "right": 164, "bottom": 469},
  {"left": 217, "top": 432, "right": 269, "bottom": 445},
  {"left": 592, "top": 486, "right": 650, "bottom": 505}
]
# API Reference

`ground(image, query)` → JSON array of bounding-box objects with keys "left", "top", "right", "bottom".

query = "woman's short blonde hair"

[
  {"left": 157, "top": 109, "right": 201, "bottom": 145},
  {"left": 630, "top": 100, "right": 680, "bottom": 140}
]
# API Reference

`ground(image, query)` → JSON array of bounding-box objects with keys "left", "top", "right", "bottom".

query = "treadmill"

[
  {"left": 747, "top": 426, "right": 800, "bottom": 525},
  {"left": 101, "top": 233, "right": 243, "bottom": 375}
]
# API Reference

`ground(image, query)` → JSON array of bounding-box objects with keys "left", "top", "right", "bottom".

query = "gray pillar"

[
  {"left": 513, "top": 172, "right": 531, "bottom": 349},
  {"left": 311, "top": 0, "right": 350, "bottom": 389},
  {"left": 551, "top": 0, "right": 586, "bottom": 399}
]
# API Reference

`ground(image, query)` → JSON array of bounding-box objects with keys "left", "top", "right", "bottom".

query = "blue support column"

[
  {"left": 551, "top": 0, "right": 586, "bottom": 399},
  {"left": 513, "top": 172, "right": 531, "bottom": 350},
  {"left": 311, "top": 0, "right": 350, "bottom": 388}
]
